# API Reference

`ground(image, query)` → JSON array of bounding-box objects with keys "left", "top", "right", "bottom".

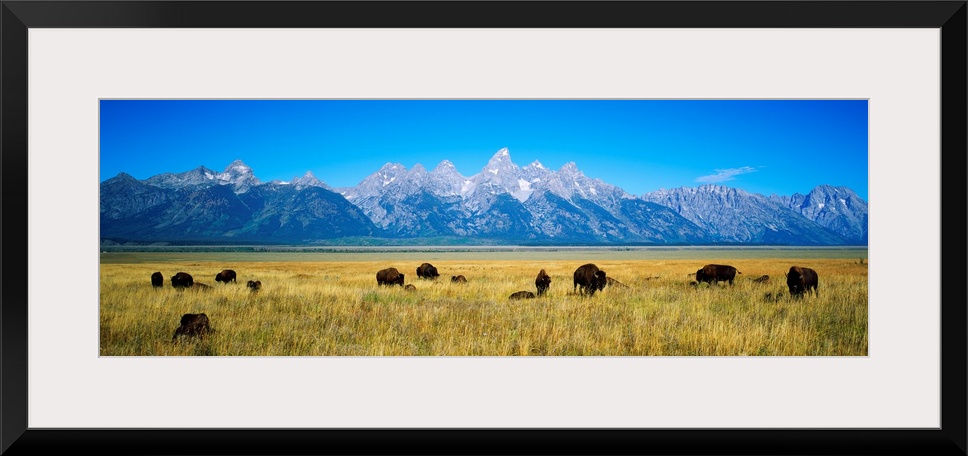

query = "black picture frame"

[{"left": 2, "top": 1, "right": 965, "bottom": 455}]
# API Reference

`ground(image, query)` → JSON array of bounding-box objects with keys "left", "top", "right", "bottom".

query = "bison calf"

[
  {"left": 215, "top": 269, "right": 237, "bottom": 284},
  {"left": 787, "top": 266, "right": 819, "bottom": 298},
  {"left": 172, "top": 313, "right": 211, "bottom": 341},
  {"left": 151, "top": 271, "right": 164, "bottom": 288},
  {"left": 509, "top": 291, "right": 536, "bottom": 300},
  {"left": 535, "top": 269, "right": 551, "bottom": 296},
  {"left": 695, "top": 264, "right": 741, "bottom": 286}
]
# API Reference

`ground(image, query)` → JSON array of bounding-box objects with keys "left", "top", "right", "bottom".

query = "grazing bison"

[
  {"left": 376, "top": 267, "right": 405, "bottom": 286},
  {"left": 509, "top": 291, "right": 536, "bottom": 300},
  {"left": 416, "top": 263, "right": 440, "bottom": 279},
  {"left": 246, "top": 280, "right": 262, "bottom": 291},
  {"left": 151, "top": 271, "right": 164, "bottom": 288},
  {"left": 215, "top": 269, "right": 237, "bottom": 284},
  {"left": 535, "top": 269, "right": 551, "bottom": 296},
  {"left": 172, "top": 313, "right": 211, "bottom": 341},
  {"left": 752, "top": 275, "right": 770, "bottom": 283},
  {"left": 171, "top": 272, "right": 194, "bottom": 288},
  {"left": 451, "top": 275, "right": 467, "bottom": 284},
  {"left": 573, "top": 263, "right": 607, "bottom": 296},
  {"left": 695, "top": 264, "right": 741, "bottom": 286},
  {"left": 786, "top": 266, "right": 819, "bottom": 297}
]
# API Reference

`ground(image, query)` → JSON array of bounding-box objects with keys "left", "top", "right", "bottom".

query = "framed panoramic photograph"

[{"left": 3, "top": 1, "right": 965, "bottom": 455}]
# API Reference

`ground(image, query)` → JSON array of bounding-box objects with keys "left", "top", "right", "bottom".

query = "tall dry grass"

[{"left": 99, "top": 258, "right": 868, "bottom": 356}]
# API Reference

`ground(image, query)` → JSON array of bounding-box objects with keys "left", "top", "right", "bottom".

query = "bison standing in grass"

[
  {"left": 535, "top": 269, "right": 551, "bottom": 296},
  {"left": 376, "top": 267, "right": 405, "bottom": 286},
  {"left": 151, "top": 272, "right": 164, "bottom": 288},
  {"left": 787, "top": 266, "right": 819, "bottom": 298},
  {"left": 573, "top": 263, "right": 607, "bottom": 296},
  {"left": 172, "top": 313, "right": 211, "bottom": 341},
  {"left": 171, "top": 272, "right": 194, "bottom": 288},
  {"left": 695, "top": 264, "right": 741, "bottom": 286},
  {"left": 215, "top": 269, "right": 237, "bottom": 284},
  {"left": 416, "top": 263, "right": 440, "bottom": 280}
]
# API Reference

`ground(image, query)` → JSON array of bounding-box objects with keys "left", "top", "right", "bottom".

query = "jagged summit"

[
  {"left": 559, "top": 161, "right": 582, "bottom": 175},
  {"left": 434, "top": 159, "right": 456, "bottom": 169},
  {"left": 216, "top": 159, "right": 260, "bottom": 193},
  {"left": 224, "top": 159, "right": 251, "bottom": 172},
  {"left": 290, "top": 170, "right": 326, "bottom": 190},
  {"left": 101, "top": 151, "right": 868, "bottom": 245},
  {"left": 482, "top": 147, "right": 518, "bottom": 175}
]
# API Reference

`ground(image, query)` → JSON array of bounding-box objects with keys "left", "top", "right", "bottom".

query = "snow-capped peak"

[
  {"left": 216, "top": 160, "right": 260, "bottom": 193},
  {"left": 559, "top": 161, "right": 582, "bottom": 176},
  {"left": 484, "top": 147, "right": 514, "bottom": 171},
  {"left": 434, "top": 160, "right": 456, "bottom": 171}
]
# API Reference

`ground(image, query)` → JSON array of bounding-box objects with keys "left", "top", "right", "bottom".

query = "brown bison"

[
  {"left": 215, "top": 269, "right": 237, "bottom": 284},
  {"left": 695, "top": 264, "right": 741, "bottom": 286},
  {"left": 376, "top": 267, "right": 405, "bottom": 286},
  {"left": 573, "top": 263, "right": 607, "bottom": 296},
  {"left": 416, "top": 263, "right": 440, "bottom": 279},
  {"left": 172, "top": 313, "right": 211, "bottom": 341},
  {"left": 787, "top": 266, "right": 819, "bottom": 297},
  {"left": 151, "top": 271, "right": 164, "bottom": 288},
  {"left": 535, "top": 269, "right": 551, "bottom": 296},
  {"left": 171, "top": 272, "right": 194, "bottom": 288},
  {"left": 509, "top": 291, "right": 536, "bottom": 300},
  {"left": 451, "top": 275, "right": 467, "bottom": 283},
  {"left": 246, "top": 280, "right": 262, "bottom": 291}
]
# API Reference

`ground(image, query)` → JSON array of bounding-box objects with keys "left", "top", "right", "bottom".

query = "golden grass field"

[{"left": 99, "top": 250, "right": 868, "bottom": 356}]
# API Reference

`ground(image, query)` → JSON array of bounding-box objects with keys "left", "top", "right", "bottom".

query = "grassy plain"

[{"left": 99, "top": 250, "right": 868, "bottom": 356}]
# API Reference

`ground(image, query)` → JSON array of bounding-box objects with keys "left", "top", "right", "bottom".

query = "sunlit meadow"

[{"left": 99, "top": 250, "right": 868, "bottom": 356}]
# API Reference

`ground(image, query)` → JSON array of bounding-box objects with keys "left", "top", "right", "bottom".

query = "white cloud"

[{"left": 695, "top": 166, "right": 757, "bottom": 183}]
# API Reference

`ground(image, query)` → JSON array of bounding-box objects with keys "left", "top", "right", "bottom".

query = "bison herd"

[
  {"left": 149, "top": 268, "right": 258, "bottom": 342},
  {"left": 156, "top": 261, "right": 822, "bottom": 343},
  {"left": 155, "top": 269, "right": 257, "bottom": 292}
]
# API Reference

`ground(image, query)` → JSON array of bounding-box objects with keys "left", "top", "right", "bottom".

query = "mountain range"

[{"left": 100, "top": 148, "right": 868, "bottom": 246}]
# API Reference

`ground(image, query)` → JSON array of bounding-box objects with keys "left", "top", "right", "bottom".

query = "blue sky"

[{"left": 100, "top": 99, "right": 868, "bottom": 200}]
